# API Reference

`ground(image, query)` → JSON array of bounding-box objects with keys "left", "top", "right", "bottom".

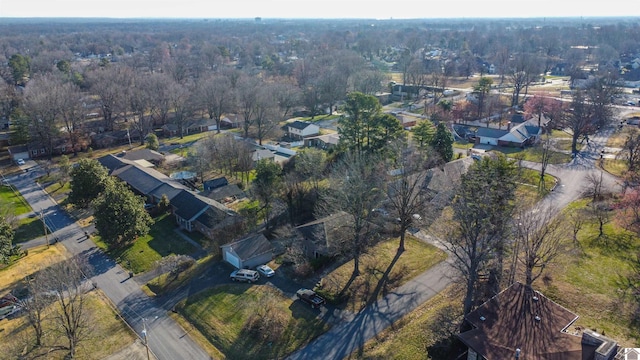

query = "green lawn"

[
  {"left": 453, "top": 141, "right": 474, "bottom": 150},
  {"left": 0, "top": 185, "right": 32, "bottom": 216},
  {"left": 295, "top": 114, "right": 341, "bottom": 122},
  {"left": 602, "top": 158, "right": 627, "bottom": 178},
  {"left": 537, "top": 199, "right": 640, "bottom": 346},
  {"left": 13, "top": 216, "right": 46, "bottom": 243},
  {"left": 162, "top": 131, "right": 210, "bottom": 146},
  {"left": 177, "top": 284, "right": 330, "bottom": 360},
  {"left": 516, "top": 168, "right": 557, "bottom": 200},
  {"left": 93, "top": 213, "right": 198, "bottom": 274},
  {"left": 316, "top": 235, "right": 447, "bottom": 312},
  {"left": 497, "top": 146, "right": 572, "bottom": 164}
]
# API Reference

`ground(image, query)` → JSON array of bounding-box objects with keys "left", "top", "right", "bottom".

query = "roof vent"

[{"left": 535, "top": 315, "right": 541, "bottom": 322}]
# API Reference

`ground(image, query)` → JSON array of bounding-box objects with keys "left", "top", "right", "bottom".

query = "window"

[
  {"left": 31, "top": 150, "right": 38, "bottom": 156},
  {"left": 40, "top": 148, "right": 46, "bottom": 154}
]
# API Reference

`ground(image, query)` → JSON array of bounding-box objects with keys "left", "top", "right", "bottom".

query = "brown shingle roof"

[{"left": 458, "top": 282, "right": 598, "bottom": 360}]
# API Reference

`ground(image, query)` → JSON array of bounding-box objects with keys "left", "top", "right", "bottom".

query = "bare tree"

[
  {"left": 319, "top": 151, "right": 384, "bottom": 277},
  {"left": 512, "top": 203, "right": 566, "bottom": 287},
  {"left": 253, "top": 85, "right": 281, "bottom": 145},
  {"left": 584, "top": 171, "right": 606, "bottom": 202},
  {"left": 617, "top": 127, "right": 640, "bottom": 173},
  {"left": 237, "top": 75, "right": 259, "bottom": 138},
  {"left": 198, "top": 74, "right": 234, "bottom": 134},
  {"left": 384, "top": 142, "right": 436, "bottom": 252},
  {"left": 19, "top": 273, "right": 49, "bottom": 347},
  {"left": 22, "top": 73, "right": 64, "bottom": 159},
  {"left": 39, "top": 257, "right": 92, "bottom": 358}
]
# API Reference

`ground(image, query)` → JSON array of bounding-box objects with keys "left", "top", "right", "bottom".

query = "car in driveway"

[
  {"left": 230, "top": 269, "right": 260, "bottom": 283},
  {"left": 16, "top": 159, "right": 25, "bottom": 166},
  {"left": 256, "top": 264, "right": 275, "bottom": 278}
]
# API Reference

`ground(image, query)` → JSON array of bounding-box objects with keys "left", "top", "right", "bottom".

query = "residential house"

[
  {"left": 203, "top": 177, "right": 229, "bottom": 191},
  {"left": 170, "top": 189, "right": 242, "bottom": 240},
  {"left": 475, "top": 127, "right": 509, "bottom": 146},
  {"left": 221, "top": 233, "right": 274, "bottom": 269},
  {"left": 303, "top": 133, "right": 340, "bottom": 150},
  {"left": 286, "top": 121, "right": 320, "bottom": 140},
  {"left": 120, "top": 148, "right": 165, "bottom": 166},
  {"left": 458, "top": 282, "right": 619, "bottom": 360},
  {"left": 97, "top": 154, "right": 241, "bottom": 241},
  {"left": 471, "top": 118, "right": 545, "bottom": 148},
  {"left": 414, "top": 157, "right": 473, "bottom": 209},
  {"left": 202, "top": 183, "right": 246, "bottom": 204},
  {"left": 252, "top": 148, "right": 276, "bottom": 163},
  {"left": 220, "top": 114, "right": 244, "bottom": 129},
  {"left": 91, "top": 129, "right": 138, "bottom": 149},
  {"left": 7, "top": 144, "right": 29, "bottom": 161},
  {"left": 295, "top": 211, "right": 353, "bottom": 259}
]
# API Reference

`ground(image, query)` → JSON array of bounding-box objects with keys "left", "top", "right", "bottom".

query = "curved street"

[{"left": 5, "top": 124, "right": 624, "bottom": 360}]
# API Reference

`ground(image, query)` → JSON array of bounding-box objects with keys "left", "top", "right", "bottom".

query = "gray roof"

[
  {"left": 148, "top": 182, "right": 186, "bottom": 201},
  {"left": 112, "top": 165, "right": 171, "bottom": 196},
  {"left": 288, "top": 120, "right": 314, "bottom": 130},
  {"left": 97, "top": 154, "right": 136, "bottom": 174},
  {"left": 202, "top": 184, "right": 246, "bottom": 202},
  {"left": 171, "top": 190, "right": 209, "bottom": 221},
  {"left": 121, "top": 148, "right": 165, "bottom": 162},
  {"left": 221, "top": 233, "right": 273, "bottom": 261},
  {"left": 203, "top": 177, "right": 228, "bottom": 191},
  {"left": 296, "top": 212, "right": 353, "bottom": 252},
  {"left": 476, "top": 127, "right": 509, "bottom": 139},
  {"left": 195, "top": 205, "right": 240, "bottom": 230},
  {"left": 252, "top": 149, "right": 275, "bottom": 161}
]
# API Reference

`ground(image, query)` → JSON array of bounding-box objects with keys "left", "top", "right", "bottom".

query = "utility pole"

[{"left": 142, "top": 319, "right": 151, "bottom": 360}]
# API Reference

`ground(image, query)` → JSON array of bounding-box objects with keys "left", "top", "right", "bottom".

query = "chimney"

[{"left": 507, "top": 121, "right": 512, "bottom": 130}]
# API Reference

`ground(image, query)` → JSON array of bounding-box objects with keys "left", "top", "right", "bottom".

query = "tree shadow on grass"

[{"left": 365, "top": 249, "right": 404, "bottom": 307}]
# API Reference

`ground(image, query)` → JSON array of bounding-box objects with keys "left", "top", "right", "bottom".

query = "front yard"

[
  {"left": 174, "top": 284, "right": 330, "bottom": 360},
  {"left": 0, "top": 244, "right": 137, "bottom": 360},
  {"left": 315, "top": 235, "right": 447, "bottom": 312},
  {"left": 93, "top": 213, "right": 198, "bottom": 274}
]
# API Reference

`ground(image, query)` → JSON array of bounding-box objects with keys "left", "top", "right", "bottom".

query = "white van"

[{"left": 230, "top": 269, "right": 260, "bottom": 283}]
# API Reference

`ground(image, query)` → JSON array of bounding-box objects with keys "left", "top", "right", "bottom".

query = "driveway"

[{"left": 5, "top": 168, "right": 210, "bottom": 360}]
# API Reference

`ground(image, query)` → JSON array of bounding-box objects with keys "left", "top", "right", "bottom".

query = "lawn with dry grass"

[
  {"left": 0, "top": 244, "right": 137, "bottom": 359},
  {"left": 533, "top": 198, "right": 640, "bottom": 347},
  {"left": 175, "top": 284, "right": 330, "bottom": 360},
  {"left": 357, "top": 284, "right": 465, "bottom": 360},
  {"left": 315, "top": 235, "right": 447, "bottom": 312}
]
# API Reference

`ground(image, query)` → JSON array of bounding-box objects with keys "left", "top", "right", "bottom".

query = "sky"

[{"left": 1, "top": 0, "right": 640, "bottom": 19}]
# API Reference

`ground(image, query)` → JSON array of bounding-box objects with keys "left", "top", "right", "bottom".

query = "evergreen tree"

[
  {"left": 93, "top": 178, "right": 153, "bottom": 247},
  {"left": 431, "top": 122, "right": 454, "bottom": 162},
  {"left": 0, "top": 215, "right": 15, "bottom": 264},
  {"left": 69, "top": 158, "right": 109, "bottom": 208}
]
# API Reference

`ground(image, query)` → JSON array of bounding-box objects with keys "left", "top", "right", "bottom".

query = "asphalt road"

[
  {"left": 6, "top": 167, "right": 210, "bottom": 360},
  {"left": 5, "top": 124, "right": 623, "bottom": 360}
]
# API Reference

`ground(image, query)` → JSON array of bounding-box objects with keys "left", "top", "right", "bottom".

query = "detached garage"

[{"left": 221, "top": 233, "right": 273, "bottom": 269}]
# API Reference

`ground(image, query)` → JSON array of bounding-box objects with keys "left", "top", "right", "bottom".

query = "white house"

[{"left": 287, "top": 121, "right": 320, "bottom": 140}]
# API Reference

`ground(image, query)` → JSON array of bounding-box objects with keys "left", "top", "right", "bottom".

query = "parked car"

[
  {"left": 16, "top": 159, "right": 25, "bottom": 166},
  {"left": 256, "top": 264, "right": 275, "bottom": 278},
  {"left": 296, "top": 288, "right": 326, "bottom": 308},
  {"left": 230, "top": 269, "right": 260, "bottom": 283}
]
